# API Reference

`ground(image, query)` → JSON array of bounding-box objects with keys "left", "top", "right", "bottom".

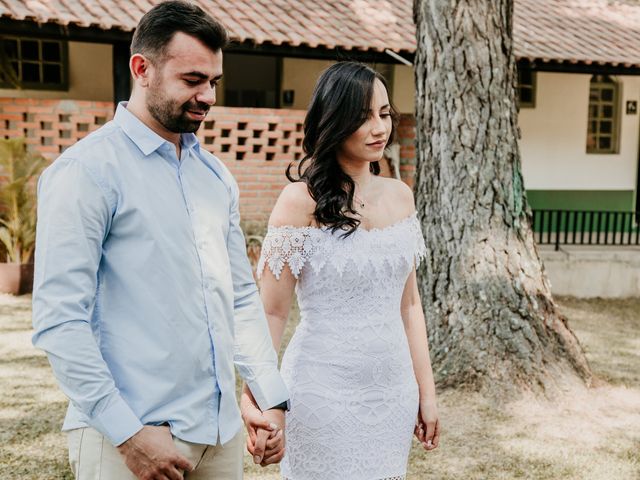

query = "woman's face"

[{"left": 338, "top": 78, "right": 392, "bottom": 165}]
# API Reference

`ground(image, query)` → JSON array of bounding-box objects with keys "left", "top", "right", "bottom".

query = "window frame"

[
  {"left": 0, "top": 36, "right": 69, "bottom": 91},
  {"left": 586, "top": 74, "right": 620, "bottom": 155},
  {"left": 516, "top": 66, "right": 536, "bottom": 109}
]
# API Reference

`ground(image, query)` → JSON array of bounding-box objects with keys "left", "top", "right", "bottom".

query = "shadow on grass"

[
  {"left": 0, "top": 451, "right": 73, "bottom": 480},
  {"left": 0, "top": 401, "right": 72, "bottom": 479},
  {"left": 0, "top": 401, "right": 67, "bottom": 443},
  {"left": 0, "top": 355, "right": 49, "bottom": 368},
  {"left": 556, "top": 297, "right": 640, "bottom": 388}
]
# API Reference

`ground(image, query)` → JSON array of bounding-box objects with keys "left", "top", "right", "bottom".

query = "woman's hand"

[
  {"left": 249, "top": 409, "right": 286, "bottom": 466},
  {"left": 414, "top": 399, "right": 440, "bottom": 451},
  {"left": 240, "top": 387, "right": 285, "bottom": 466}
]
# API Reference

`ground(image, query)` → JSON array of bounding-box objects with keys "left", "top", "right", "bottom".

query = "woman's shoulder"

[
  {"left": 377, "top": 176, "right": 415, "bottom": 215},
  {"left": 269, "top": 181, "right": 316, "bottom": 228}
]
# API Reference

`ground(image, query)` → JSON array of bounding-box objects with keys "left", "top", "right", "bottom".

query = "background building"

[{"left": 1, "top": 0, "right": 639, "bottom": 222}]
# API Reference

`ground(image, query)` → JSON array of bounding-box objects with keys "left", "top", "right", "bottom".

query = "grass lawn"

[{"left": 0, "top": 295, "right": 638, "bottom": 479}]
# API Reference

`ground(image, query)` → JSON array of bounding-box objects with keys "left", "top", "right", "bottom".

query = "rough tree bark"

[{"left": 413, "top": 0, "right": 592, "bottom": 392}]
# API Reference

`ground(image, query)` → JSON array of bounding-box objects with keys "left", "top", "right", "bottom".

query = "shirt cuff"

[
  {"left": 246, "top": 369, "right": 289, "bottom": 412},
  {"left": 90, "top": 394, "right": 143, "bottom": 446}
]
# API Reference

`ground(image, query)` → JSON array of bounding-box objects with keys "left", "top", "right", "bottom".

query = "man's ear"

[{"left": 130, "top": 53, "right": 151, "bottom": 88}]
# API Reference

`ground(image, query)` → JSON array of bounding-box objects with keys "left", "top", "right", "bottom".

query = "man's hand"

[
  {"left": 241, "top": 398, "right": 282, "bottom": 465},
  {"left": 240, "top": 387, "right": 286, "bottom": 466},
  {"left": 117, "top": 425, "right": 193, "bottom": 480},
  {"left": 250, "top": 409, "right": 285, "bottom": 466}
]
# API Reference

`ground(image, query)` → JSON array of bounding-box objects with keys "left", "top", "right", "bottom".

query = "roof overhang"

[{"left": 1, "top": 16, "right": 639, "bottom": 74}]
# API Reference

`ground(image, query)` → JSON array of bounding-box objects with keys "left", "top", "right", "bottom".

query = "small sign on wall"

[{"left": 626, "top": 100, "right": 637, "bottom": 115}]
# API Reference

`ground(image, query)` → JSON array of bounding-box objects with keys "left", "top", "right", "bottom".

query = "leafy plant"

[
  {"left": 241, "top": 220, "right": 267, "bottom": 273},
  {"left": 0, "top": 44, "right": 21, "bottom": 89},
  {"left": 0, "top": 138, "right": 47, "bottom": 264}
]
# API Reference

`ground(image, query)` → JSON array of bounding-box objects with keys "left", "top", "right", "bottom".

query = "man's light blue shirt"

[{"left": 32, "top": 103, "right": 288, "bottom": 447}]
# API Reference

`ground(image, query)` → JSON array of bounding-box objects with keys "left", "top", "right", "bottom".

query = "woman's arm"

[
  {"left": 243, "top": 181, "right": 316, "bottom": 464},
  {"left": 261, "top": 267, "right": 297, "bottom": 351},
  {"left": 260, "top": 181, "right": 315, "bottom": 350},
  {"left": 393, "top": 178, "right": 440, "bottom": 450},
  {"left": 401, "top": 266, "right": 441, "bottom": 450}
]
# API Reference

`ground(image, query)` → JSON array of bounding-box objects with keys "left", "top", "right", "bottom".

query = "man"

[{"left": 32, "top": 2, "right": 288, "bottom": 479}]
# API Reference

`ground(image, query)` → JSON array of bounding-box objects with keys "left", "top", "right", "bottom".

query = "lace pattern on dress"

[
  {"left": 260, "top": 212, "right": 425, "bottom": 480},
  {"left": 257, "top": 212, "right": 426, "bottom": 280}
]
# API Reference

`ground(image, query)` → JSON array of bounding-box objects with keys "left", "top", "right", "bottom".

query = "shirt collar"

[
  {"left": 113, "top": 101, "right": 200, "bottom": 156},
  {"left": 182, "top": 131, "right": 200, "bottom": 153}
]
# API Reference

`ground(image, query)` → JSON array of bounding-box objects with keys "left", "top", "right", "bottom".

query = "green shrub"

[{"left": 0, "top": 138, "right": 47, "bottom": 264}]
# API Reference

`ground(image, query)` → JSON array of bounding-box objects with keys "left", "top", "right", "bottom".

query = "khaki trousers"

[{"left": 67, "top": 427, "right": 243, "bottom": 480}]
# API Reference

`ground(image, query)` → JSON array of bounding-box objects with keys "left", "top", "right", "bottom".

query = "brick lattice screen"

[
  {"left": 0, "top": 98, "right": 112, "bottom": 156},
  {"left": 0, "top": 98, "right": 417, "bottom": 223},
  {"left": 198, "top": 106, "right": 306, "bottom": 222}
]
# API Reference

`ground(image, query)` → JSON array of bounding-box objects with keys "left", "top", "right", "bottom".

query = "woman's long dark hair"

[{"left": 286, "top": 62, "right": 398, "bottom": 236}]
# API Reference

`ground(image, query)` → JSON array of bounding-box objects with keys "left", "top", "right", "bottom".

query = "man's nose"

[{"left": 197, "top": 84, "right": 216, "bottom": 106}]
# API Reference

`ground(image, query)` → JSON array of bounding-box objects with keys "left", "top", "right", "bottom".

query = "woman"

[{"left": 249, "top": 62, "right": 440, "bottom": 479}]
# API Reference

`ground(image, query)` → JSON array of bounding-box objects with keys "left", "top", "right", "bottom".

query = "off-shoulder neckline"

[{"left": 266, "top": 211, "right": 418, "bottom": 235}]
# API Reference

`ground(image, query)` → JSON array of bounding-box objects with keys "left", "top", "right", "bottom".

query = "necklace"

[
  {"left": 354, "top": 193, "right": 366, "bottom": 209},
  {"left": 353, "top": 176, "right": 373, "bottom": 210}
]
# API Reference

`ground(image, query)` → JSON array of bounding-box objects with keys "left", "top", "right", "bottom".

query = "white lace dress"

[{"left": 257, "top": 212, "right": 427, "bottom": 480}]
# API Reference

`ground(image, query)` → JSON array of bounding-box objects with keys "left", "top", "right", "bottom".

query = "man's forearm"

[{"left": 33, "top": 321, "right": 143, "bottom": 445}]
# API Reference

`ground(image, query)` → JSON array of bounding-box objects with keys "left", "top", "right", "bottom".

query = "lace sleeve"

[
  {"left": 256, "top": 225, "right": 319, "bottom": 280},
  {"left": 409, "top": 214, "right": 427, "bottom": 268}
]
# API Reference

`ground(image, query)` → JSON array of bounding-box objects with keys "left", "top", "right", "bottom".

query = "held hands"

[
  {"left": 116, "top": 425, "right": 193, "bottom": 480},
  {"left": 414, "top": 399, "right": 440, "bottom": 451},
  {"left": 248, "top": 408, "right": 286, "bottom": 466},
  {"left": 241, "top": 390, "right": 286, "bottom": 466}
]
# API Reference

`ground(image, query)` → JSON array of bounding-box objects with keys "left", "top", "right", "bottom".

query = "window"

[
  {"left": 223, "top": 54, "right": 278, "bottom": 108},
  {"left": 516, "top": 66, "right": 536, "bottom": 108},
  {"left": 0, "top": 36, "right": 68, "bottom": 90},
  {"left": 586, "top": 75, "right": 620, "bottom": 154}
]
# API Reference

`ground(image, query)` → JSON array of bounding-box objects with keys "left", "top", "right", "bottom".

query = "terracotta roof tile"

[
  {"left": 514, "top": 0, "right": 640, "bottom": 66},
  {"left": 1, "top": 0, "right": 639, "bottom": 66}
]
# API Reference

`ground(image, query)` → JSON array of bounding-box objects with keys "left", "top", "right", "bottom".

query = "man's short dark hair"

[{"left": 131, "top": 1, "right": 228, "bottom": 62}]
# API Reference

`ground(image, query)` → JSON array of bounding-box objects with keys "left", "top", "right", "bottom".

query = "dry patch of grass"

[
  {"left": 1, "top": 294, "right": 638, "bottom": 479},
  {"left": 0, "top": 294, "right": 72, "bottom": 480},
  {"left": 244, "top": 297, "right": 640, "bottom": 480},
  {"left": 559, "top": 297, "right": 640, "bottom": 387},
  {"left": 404, "top": 297, "right": 640, "bottom": 480}
]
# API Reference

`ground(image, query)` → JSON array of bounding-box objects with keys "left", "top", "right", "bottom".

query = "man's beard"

[{"left": 146, "top": 84, "right": 209, "bottom": 134}]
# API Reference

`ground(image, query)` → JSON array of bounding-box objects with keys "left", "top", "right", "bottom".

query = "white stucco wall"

[
  {"left": 387, "top": 68, "right": 640, "bottom": 191},
  {"left": 392, "top": 64, "right": 415, "bottom": 114},
  {"left": 281, "top": 58, "right": 410, "bottom": 112},
  {"left": 281, "top": 58, "right": 334, "bottom": 110},
  {"left": 518, "top": 72, "right": 640, "bottom": 191},
  {"left": 0, "top": 41, "right": 113, "bottom": 101}
]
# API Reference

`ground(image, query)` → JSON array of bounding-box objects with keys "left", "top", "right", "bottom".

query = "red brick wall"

[
  {"left": 198, "top": 106, "right": 306, "bottom": 222},
  {"left": 0, "top": 98, "right": 417, "bottom": 223},
  {"left": 397, "top": 114, "right": 417, "bottom": 187},
  {"left": 0, "top": 98, "right": 112, "bottom": 156}
]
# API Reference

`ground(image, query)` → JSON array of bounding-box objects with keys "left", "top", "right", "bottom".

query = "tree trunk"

[{"left": 413, "top": 0, "right": 592, "bottom": 393}]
